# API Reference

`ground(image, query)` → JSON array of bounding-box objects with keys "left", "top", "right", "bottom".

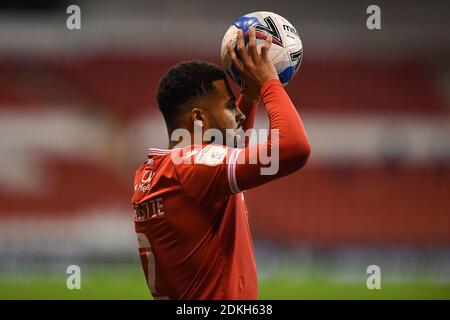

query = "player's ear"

[{"left": 191, "top": 107, "right": 205, "bottom": 128}]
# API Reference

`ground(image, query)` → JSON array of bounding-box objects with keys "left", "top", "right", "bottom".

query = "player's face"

[{"left": 202, "top": 79, "right": 245, "bottom": 147}]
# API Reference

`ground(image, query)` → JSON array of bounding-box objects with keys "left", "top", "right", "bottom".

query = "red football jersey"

[
  {"left": 132, "top": 145, "right": 257, "bottom": 300},
  {"left": 131, "top": 80, "right": 311, "bottom": 300}
]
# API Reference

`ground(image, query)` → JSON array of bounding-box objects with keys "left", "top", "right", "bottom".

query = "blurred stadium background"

[{"left": 0, "top": 0, "right": 449, "bottom": 299}]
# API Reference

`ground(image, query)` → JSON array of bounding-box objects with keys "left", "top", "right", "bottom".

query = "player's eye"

[{"left": 227, "top": 101, "right": 237, "bottom": 110}]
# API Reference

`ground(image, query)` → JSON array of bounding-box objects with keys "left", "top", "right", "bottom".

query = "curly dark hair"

[{"left": 156, "top": 60, "right": 226, "bottom": 126}]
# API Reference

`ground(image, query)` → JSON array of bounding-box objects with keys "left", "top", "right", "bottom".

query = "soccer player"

[{"left": 131, "top": 28, "right": 311, "bottom": 299}]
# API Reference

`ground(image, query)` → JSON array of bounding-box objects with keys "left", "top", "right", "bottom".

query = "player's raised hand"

[{"left": 226, "top": 27, "right": 279, "bottom": 91}]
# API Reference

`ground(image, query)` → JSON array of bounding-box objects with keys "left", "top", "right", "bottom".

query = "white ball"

[{"left": 221, "top": 11, "right": 303, "bottom": 86}]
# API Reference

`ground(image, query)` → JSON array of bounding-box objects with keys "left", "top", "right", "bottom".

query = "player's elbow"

[
  {"left": 291, "top": 139, "right": 311, "bottom": 170},
  {"left": 280, "top": 138, "right": 311, "bottom": 172}
]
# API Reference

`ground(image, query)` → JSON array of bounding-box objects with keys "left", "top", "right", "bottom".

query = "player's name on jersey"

[{"left": 133, "top": 197, "right": 164, "bottom": 221}]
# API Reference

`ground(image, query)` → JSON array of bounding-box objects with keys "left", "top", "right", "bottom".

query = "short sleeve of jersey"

[{"left": 174, "top": 145, "right": 243, "bottom": 205}]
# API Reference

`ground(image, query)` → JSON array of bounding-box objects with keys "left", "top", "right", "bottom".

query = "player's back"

[{"left": 131, "top": 145, "right": 257, "bottom": 300}]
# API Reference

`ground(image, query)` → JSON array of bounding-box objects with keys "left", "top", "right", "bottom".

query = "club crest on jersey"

[{"left": 194, "top": 145, "right": 227, "bottom": 166}]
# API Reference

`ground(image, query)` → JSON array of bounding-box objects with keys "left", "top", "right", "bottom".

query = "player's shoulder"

[
  {"left": 175, "top": 144, "right": 235, "bottom": 168},
  {"left": 147, "top": 144, "right": 241, "bottom": 169},
  {"left": 135, "top": 147, "right": 178, "bottom": 178}
]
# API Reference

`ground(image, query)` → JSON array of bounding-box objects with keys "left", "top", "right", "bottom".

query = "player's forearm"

[{"left": 261, "top": 79, "right": 311, "bottom": 172}]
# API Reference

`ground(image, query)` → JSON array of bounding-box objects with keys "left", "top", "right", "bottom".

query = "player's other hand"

[{"left": 227, "top": 27, "right": 279, "bottom": 93}]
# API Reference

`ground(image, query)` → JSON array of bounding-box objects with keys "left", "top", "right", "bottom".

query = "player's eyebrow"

[{"left": 226, "top": 97, "right": 236, "bottom": 108}]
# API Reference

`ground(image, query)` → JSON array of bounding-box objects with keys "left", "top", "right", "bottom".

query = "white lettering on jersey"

[{"left": 133, "top": 197, "right": 165, "bottom": 221}]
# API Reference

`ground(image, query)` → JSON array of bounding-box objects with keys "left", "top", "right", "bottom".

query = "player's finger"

[
  {"left": 227, "top": 41, "right": 244, "bottom": 73},
  {"left": 260, "top": 34, "right": 272, "bottom": 59},
  {"left": 247, "top": 27, "right": 258, "bottom": 61},
  {"left": 236, "top": 29, "right": 250, "bottom": 65}
]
